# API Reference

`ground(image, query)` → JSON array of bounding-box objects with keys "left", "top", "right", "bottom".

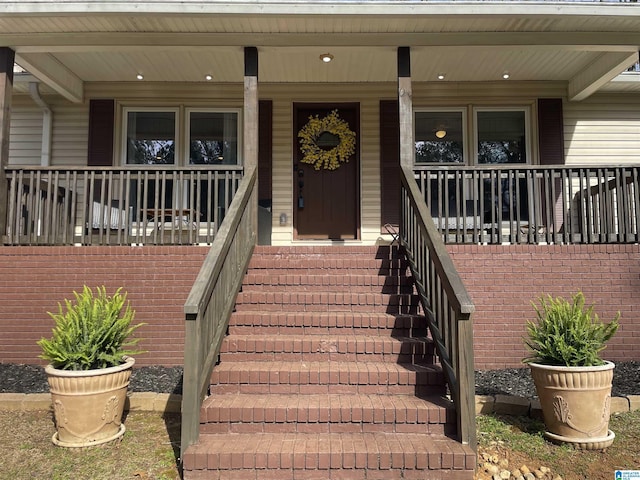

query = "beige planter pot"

[
  {"left": 529, "top": 361, "right": 615, "bottom": 450},
  {"left": 45, "top": 356, "right": 135, "bottom": 447}
]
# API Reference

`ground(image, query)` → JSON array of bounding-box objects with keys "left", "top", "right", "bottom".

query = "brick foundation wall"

[
  {"left": 0, "top": 246, "right": 208, "bottom": 367},
  {"left": 1, "top": 244, "right": 638, "bottom": 371},
  {"left": 448, "top": 244, "right": 640, "bottom": 370}
]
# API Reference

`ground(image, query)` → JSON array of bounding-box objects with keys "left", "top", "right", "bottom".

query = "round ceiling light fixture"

[
  {"left": 435, "top": 129, "right": 447, "bottom": 139},
  {"left": 136, "top": 73, "right": 144, "bottom": 80},
  {"left": 502, "top": 72, "right": 510, "bottom": 80},
  {"left": 320, "top": 53, "right": 334, "bottom": 63}
]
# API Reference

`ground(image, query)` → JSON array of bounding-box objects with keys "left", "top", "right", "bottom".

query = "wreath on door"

[{"left": 298, "top": 110, "right": 356, "bottom": 171}]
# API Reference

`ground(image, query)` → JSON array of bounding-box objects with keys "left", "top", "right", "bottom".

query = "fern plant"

[
  {"left": 38, "top": 286, "right": 145, "bottom": 371},
  {"left": 523, "top": 291, "right": 619, "bottom": 367}
]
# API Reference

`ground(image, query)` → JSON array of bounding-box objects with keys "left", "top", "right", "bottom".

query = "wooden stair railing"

[
  {"left": 400, "top": 165, "right": 477, "bottom": 449},
  {"left": 181, "top": 165, "right": 257, "bottom": 459}
]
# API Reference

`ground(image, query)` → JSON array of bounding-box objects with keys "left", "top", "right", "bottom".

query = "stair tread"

[
  {"left": 202, "top": 392, "right": 452, "bottom": 413},
  {"left": 184, "top": 431, "right": 475, "bottom": 472}
]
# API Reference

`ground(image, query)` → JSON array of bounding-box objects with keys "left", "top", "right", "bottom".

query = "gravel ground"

[
  {"left": 475, "top": 361, "right": 640, "bottom": 398},
  {"left": 1, "top": 361, "right": 638, "bottom": 398},
  {"left": 0, "top": 364, "right": 184, "bottom": 395}
]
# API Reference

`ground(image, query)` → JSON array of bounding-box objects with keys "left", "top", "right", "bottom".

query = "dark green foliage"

[
  {"left": 38, "top": 286, "right": 146, "bottom": 371},
  {"left": 523, "top": 291, "right": 619, "bottom": 367}
]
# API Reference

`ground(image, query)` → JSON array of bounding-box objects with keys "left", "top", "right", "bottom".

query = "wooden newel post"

[
  {"left": 0, "top": 47, "right": 15, "bottom": 237},
  {"left": 244, "top": 47, "right": 259, "bottom": 240}
]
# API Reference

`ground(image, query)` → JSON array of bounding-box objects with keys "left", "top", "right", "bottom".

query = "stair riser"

[
  {"left": 241, "top": 284, "right": 415, "bottom": 294},
  {"left": 243, "top": 274, "right": 413, "bottom": 285},
  {"left": 247, "top": 259, "right": 411, "bottom": 271},
  {"left": 185, "top": 468, "right": 474, "bottom": 480},
  {"left": 209, "top": 384, "right": 445, "bottom": 396},
  {"left": 234, "top": 304, "right": 420, "bottom": 314},
  {"left": 203, "top": 406, "right": 451, "bottom": 425},
  {"left": 200, "top": 422, "right": 452, "bottom": 435},
  {"left": 236, "top": 293, "right": 420, "bottom": 307},
  {"left": 228, "top": 326, "right": 422, "bottom": 337},
  {"left": 210, "top": 369, "right": 443, "bottom": 387},
  {"left": 220, "top": 353, "right": 435, "bottom": 363},
  {"left": 252, "top": 245, "right": 402, "bottom": 256},
  {"left": 220, "top": 338, "right": 435, "bottom": 360},
  {"left": 229, "top": 314, "right": 427, "bottom": 331},
  {"left": 209, "top": 384, "right": 446, "bottom": 396}
]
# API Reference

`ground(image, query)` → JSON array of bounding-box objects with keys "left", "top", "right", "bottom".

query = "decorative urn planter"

[
  {"left": 45, "top": 356, "right": 135, "bottom": 447},
  {"left": 529, "top": 361, "right": 615, "bottom": 450}
]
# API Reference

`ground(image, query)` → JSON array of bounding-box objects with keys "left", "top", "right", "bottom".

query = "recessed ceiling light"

[
  {"left": 437, "top": 73, "right": 445, "bottom": 80},
  {"left": 136, "top": 73, "right": 144, "bottom": 80},
  {"left": 502, "top": 72, "right": 510, "bottom": 80},
  {"left": 320, "top": 53, "right": 334, "bottom": 63},
  {"left": 205, "top": 74, "right": 213, "bottom": 81}
]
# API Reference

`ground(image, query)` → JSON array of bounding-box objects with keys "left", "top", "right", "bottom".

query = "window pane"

[
  {"left": 189, "top": 112, "right": 238, "bottom": 165},
  {"left": 415, "top": 111, "right": 464, "bottom": 164},
  {"left": 477, "top": 111, "right": 526, "bottom": 164},
  {"left": 126, "top": 111, "right": 176, "bottom": 165}
]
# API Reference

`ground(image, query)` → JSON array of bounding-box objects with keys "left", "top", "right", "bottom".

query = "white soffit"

[{"left": 3, "top": 2, "right": 640, "bottom": 99}]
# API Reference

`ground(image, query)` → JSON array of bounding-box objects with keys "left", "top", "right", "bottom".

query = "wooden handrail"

[
  {"left": 399, "top": 165, "right": 476, "bottom": 448},
  {"left": 181, "top": 166, "right": 257, "bottom": 458}
]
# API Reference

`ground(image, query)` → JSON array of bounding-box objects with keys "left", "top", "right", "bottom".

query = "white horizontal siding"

[
  {"left": 50, "top": 102, "right": 89, "bottom": 167},
  {"left": 564, "top": 94, "right": 640, "bottom": 165},
  {"left": 8, "top": 97, "right": 42, "bottom": 166},
  {"left": 9, "top": 95, "right": 90, "bottom": 167}
]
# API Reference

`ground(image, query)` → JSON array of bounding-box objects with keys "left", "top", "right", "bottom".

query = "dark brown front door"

[{"left": 294, "top": 103, "right": 359, "bottom": 240}]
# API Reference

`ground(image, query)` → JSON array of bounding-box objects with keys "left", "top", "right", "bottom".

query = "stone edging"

[
  {"left": 2, "top": 393, "right": 639, "bottom": 417},
  {"left": 0, "top": 392, "right": 182, "bottom": 413},
  {"left": 476, "top": 394, "right": 640, "bottom": 418}
]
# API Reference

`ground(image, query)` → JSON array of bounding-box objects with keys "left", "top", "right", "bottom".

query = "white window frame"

[
  {"left": 184, "top": 108, "right": 243, "bottom": 166},
  {"left": 121, "top": 107, "right": 180, "bottom": 167},
  {"left": 414, "top": 107, "right": 468, "bottom": 165},
  {"left": 472, "top": 106, "right": 531, "bottom": 166}
]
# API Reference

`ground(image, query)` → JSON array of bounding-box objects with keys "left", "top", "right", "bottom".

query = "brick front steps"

[{"left": 182, "top": 246, "right": 476, "bottom": 480}]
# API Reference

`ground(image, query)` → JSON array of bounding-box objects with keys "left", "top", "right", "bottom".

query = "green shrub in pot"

[
  {"left": 522, "top": 291, "right": 620, "bottom": 450},
  {"left": 38, "top": 285, "right": 145, "bottom": 370},
  {"left": 523, "top": 291, "right": 619, "bottom": 367},
  {"left": 38, "top": 285, "right": 146, "bottom": 447}
]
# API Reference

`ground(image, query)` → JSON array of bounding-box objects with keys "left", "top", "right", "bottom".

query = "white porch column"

[
  {"left": 244, "top": 47, "right": 259, "bottom": 238},
  {"left": 397, "top": 46, "right": 414, "bottom": 169},
  {"left": 0, "top": 47, "right": 16, "bottom": 234}
]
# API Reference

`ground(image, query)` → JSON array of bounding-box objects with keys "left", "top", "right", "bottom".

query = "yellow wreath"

[{"left": 298, "top": 110, "right": 356, "bottom": 171}]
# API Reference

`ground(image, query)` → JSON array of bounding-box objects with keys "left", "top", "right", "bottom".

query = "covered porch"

[{"left": 2, "top": 2, "right": 640, "bottom": 247}]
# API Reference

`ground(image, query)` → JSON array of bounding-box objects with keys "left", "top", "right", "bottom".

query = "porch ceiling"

[{"left": 2, "top": 2, "right": 640, "bottom": 102}]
